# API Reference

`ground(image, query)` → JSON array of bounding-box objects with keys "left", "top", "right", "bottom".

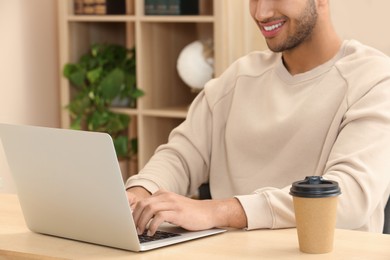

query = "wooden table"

[{"left": 1, "top": 193, "right": 389, "bottom": 259}]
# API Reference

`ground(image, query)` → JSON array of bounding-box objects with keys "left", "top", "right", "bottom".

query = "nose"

[{"left": 252, "top": 0, "right": 275, "bottom": 22}]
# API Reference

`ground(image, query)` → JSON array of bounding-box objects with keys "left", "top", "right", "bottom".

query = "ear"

[
  {"left": 316, "top": 0, "right": 329, "bottom": 8},
  {"left": 316, "top": 0, "right": 330, "bottom": 15}
]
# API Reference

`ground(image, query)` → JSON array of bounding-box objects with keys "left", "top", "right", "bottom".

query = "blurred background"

[{"left": 1, "top": 0, "right": 389, "bottom": 193}]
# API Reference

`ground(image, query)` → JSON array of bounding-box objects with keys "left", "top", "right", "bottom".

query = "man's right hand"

[{"left": 126, "top": 186, "right": 151, "bottom": 210}]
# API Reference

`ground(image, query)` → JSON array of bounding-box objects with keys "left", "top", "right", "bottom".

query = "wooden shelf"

[
  {"left": 67, "top": 15, "right": 213, "bottom": 23},
  {"left": 110, "top": 107, "right": 138, "bottom": 116},
  {"left": 139, "top": 15, "right": 214, "bottom": 23},
  {"left": 142, "top": 107, "right": 188, "bottom": 119},
  {"left": 67, "top": 15, "right": 137, "bottom": 22},
  {"left": 111, "top": 107, "right": 188, "bottom": 119}
]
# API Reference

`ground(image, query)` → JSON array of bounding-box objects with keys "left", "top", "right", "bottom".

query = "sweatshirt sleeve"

[
  {"left": 125, "top": 88, "right": 214, "bottom": 196},
  {"left": 235, "top": 186, "right": 295, "bottom": 230},
  {"left": 323, "top": 77, "right": 390, "bottom": 230},
  {"left": 237, "top": 77, "right": 390, "bottom": 232}
]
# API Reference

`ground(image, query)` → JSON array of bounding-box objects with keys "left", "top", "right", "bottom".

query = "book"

[
  {"left": 82, "top": 0, "right": 95, "bottom": 14},
  {"left": 167, "top": 0, "right": 180, "bottom": 15},
  {"left": 144, "top": 0, "right": 157, "bottom": 15},
  {"left": 155, "top": 0, "right": 169, "bottom": 15},
  {"left": 74, "top": 0, "right": 84, "bottom": 14},
  {"left": 144, "top": 0, "right": 199, "bottom": 16},
  {"left": 94, "top": 0, "right": 106, "bottom": 15},
  {"left": 74, "top": 0, "right": 126, "bottom": 15}
]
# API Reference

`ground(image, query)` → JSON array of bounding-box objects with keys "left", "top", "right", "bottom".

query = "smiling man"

[{"left": 126, "top": 0, "right": 390, "bottom": 236}]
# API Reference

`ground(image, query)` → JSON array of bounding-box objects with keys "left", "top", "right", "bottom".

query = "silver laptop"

[{"left": 0, "top": 123, "right": 225, "bottom": 252}]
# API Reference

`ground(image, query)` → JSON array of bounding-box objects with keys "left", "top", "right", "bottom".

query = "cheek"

[
  {"left": 249, "top": 1, "right": 257, "bottom": 19},
  {"left": 278, "top": 0, "right": 305, "bottom": 18}
]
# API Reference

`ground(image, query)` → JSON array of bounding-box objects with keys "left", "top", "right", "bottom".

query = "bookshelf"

[{"left": 58, "top": 0, "right": 266, "bottom": 179}]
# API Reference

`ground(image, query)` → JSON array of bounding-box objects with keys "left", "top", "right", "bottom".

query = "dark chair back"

[{"left": 384, "top": 196, "right": 390, "bottom": 234}]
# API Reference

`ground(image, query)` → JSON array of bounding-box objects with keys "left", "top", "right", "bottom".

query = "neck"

[
  {"left": 282, "top": 12, "right": 341, "bottom": 75},
  {"left": 282, "top": 35, "right": 341, "bottom": 75}
]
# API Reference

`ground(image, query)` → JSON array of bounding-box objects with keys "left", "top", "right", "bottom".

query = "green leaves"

[
  {"left": 99, "top": 68, "right": 125, "bottom": 101},
  {"left": 113, "top": 135, "right": 129, "bottom": 159},
  {"left": 63, "top": 64, "right": 86, "bottom": 89},
  {"left": 63, "top": 44, "right": 143, "bottom": 159},
  {"left": 87, "top": 67, "right": 103, "bottom": 85}
]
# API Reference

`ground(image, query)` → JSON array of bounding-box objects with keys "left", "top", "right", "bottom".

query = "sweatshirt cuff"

[
  {"left": 125, "top": 178, "right": 160, "bottom": 194},
  {"left": 235, "top": 193, "right": 274, "bottom": 230}
]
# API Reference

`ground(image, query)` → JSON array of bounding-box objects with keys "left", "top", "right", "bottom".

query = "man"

[{"left": 126, "top": 0, "right": 390, "bottom": 236}]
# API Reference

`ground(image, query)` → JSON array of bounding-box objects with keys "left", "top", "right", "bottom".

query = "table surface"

[{"left": 1, "top": 193, "right": 390, "bottom": 260}]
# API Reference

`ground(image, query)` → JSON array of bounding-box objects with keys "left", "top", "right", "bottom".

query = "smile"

[{"left": 263, "top": 22, "right": 284, "bottom": 32}]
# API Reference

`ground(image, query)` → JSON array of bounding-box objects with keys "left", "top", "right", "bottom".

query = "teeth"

[{"left": 264, "top": 22, "right": 283, "bottom": 32}]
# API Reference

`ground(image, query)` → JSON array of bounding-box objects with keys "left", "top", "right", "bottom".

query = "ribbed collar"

[{"left": 275, "top": 40, "right": 349, "bottom": 85}]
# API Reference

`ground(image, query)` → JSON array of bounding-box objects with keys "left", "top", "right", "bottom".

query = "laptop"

[{"left": 0, "top": 123, "right": 226, "bottom": 252}]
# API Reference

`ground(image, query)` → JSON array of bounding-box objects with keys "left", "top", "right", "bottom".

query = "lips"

[{"left": 260, "top": 20, "right": 285, "bottom": 38}]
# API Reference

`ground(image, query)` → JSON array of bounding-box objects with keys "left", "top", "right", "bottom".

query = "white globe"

[{"left": 177, "top": 40, "right": 214, "bottom": 90}]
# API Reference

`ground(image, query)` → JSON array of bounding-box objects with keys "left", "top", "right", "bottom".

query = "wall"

[
  {"left": 331, "top": 0, "right": 390, "bottom": 55},
  {"left": 0, "top": 0, "right": 60, "bottom": 193}
]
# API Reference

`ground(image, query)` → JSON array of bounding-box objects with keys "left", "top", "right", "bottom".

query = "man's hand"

[
  {"left": 131, "top": 189, "right": 247, "bottom": 236},
  {"left": 126, "top": 186, "right": 152, "bottom": 211}
]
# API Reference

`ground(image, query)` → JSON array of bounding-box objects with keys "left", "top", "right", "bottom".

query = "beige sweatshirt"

[{"left": 126, "top": 40, "right": 390, "bottom": 233}]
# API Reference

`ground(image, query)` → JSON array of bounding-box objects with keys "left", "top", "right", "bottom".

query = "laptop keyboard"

[{"left": 138, "top": 230, "right": 181, "bottom": 243}]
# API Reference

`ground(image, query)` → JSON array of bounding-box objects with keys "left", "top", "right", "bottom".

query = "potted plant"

[{"left": 62, "top": 43, "right": 143, "bottom": 172}]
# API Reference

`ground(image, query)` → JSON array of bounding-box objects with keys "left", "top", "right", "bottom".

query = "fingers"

[
  {"left": 126, "top": 191, "right": 138, "bottom": 211},
  {"left": 134, "top": 201, "right": 167, "bottom": 235},
  {"left": 132, "top": 190, "right": 178, "bottom": 236},
  {"left": 147, "top": 211, "right": 177, "bottom": 236},
  {"left": 126, "top": 187, "right": 152, "bottom": 211},
  {"left": 132, "top": 190, "right": 215, "bottom": 237}
]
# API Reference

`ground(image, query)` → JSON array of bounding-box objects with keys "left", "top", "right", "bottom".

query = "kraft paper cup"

[{"left": 290, "top": 176, "right": 341, "bottom": 254}]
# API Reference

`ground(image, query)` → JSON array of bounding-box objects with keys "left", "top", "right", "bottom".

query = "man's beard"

[{"left": 267, "top": 0, "right": 318, "bottom": 52}]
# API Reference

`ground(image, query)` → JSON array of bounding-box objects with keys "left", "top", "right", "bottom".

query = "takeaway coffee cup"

[{"left": 290, "top": 176, "right": 341, "bottom": 254}]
